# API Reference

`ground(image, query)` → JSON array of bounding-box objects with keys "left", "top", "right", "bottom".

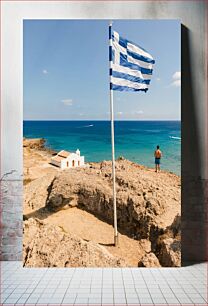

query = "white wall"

[
  {"left": 59, "top": 154, "right": 85, "bottom": 169},
  {"left": 1, "top": 1, "right": 207, "bottom": 180},
  {"left": 80, "top": 156, "right": 85, "bottom": 166},
  {"left": 51, "top": 159, "right": 61, "bottom": 168}
]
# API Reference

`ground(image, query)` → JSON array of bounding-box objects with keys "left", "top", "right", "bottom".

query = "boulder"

[
  {"left": 155, "top": 215, "right": 181, "bottom": 267},
  {"left": 138, "top": 252, "right": 161, "bottom": 267},
  {"left": 24, "top": 173, "right": 55, "bottom": 213},
  {"left": 158, "top": 238, "right": 181, "bottom": 267},
  {"left": 23, "top": 218, "right": 126, "bottom": 267}
]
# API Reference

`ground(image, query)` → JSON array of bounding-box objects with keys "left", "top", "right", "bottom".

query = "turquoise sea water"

[{"left": 23, "top": 120, "right": 181, "bottom": 175}]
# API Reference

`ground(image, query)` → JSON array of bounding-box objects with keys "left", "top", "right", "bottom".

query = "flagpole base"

[{"left": 114, "top": 235, "right": 119, "bottom": 247}]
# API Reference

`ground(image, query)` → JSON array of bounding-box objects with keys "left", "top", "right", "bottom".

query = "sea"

[{"left": 23, "top": 120, "right": 181, "bottom": 176}]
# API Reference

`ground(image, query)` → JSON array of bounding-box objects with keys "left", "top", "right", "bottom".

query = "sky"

[{"left": 23, "top": 20, "right": 181, "bottom": 120}]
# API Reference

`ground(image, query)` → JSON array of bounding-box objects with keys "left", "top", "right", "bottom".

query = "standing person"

[{"left": 154, "top": 145, "right": 162, "bottom": 172}]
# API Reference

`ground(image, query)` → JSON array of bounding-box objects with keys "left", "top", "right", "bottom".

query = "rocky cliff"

[
  {"left": 46, "top": 160, "right": 180, "bottom": 241},
  {"left": 23, "top": 141, "right": 181, "bottom": 267},
  {"left": 23, "top": 138, "right": 46, "bottom": 150}
]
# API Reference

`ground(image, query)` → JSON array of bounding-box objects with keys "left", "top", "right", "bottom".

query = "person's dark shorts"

[{"left": 155, "top": 158, "right": 161, "bottom": 165}]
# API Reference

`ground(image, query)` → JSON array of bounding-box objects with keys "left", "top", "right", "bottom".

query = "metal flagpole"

[{"left": 109, "top": 21, "right": 118, "bottom": 247}]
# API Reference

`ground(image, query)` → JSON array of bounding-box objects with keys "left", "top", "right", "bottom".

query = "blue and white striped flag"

[{"left": 109, "top": 28, "right": 155, "bottom": 92}]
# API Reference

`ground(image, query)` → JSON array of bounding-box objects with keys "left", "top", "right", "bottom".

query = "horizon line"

[{"left": 23, "top": 119, "right": 181, "bottom": 122}]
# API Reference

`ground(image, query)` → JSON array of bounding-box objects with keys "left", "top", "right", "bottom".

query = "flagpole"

[{"left": 109, "top": 21, "right": 118, "bottom": 247}]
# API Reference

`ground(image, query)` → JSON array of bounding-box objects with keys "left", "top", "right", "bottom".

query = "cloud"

[
  {"left": 171, "top": 79, "right": 181, "bottom": 87},
  {"left": 171, "top": 71, "right": 181, "bottom": 87},
  {"left": 135, "top": 110, "right": 144, "bottom": 115},
  {"left": 42, "top": 69, "right": 48, "bottom": 74},
  {"left": 172, "top": 71, "right": 181, "bottom": 80},
  {"left": 61, "top": 99, "right": 73, "bottom": 106}
]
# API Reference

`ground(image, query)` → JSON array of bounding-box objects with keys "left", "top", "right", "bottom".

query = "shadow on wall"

[{"left": 181, "top": 25, "right": 207, "bottom": 264}]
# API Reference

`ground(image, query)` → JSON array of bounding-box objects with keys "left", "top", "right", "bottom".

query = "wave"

[
  {"left": 77, "top": 124, "right": 94, "bottom": 128},
  {"left": 169, "top": 136, "right": 181, "bottom": 140},
  {"left": 145, "top": 129, "right": 163, "bottom": 133},
  {"left": 84, "top": 124, "right": 94, "bottom": 127},
  {"left": 128, "top": 129, "right": 162, "bottom": 133}
]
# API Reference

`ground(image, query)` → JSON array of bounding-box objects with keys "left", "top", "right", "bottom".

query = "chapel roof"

[{"left": 57, "top": 150, "right": 71, "bottom": 158}]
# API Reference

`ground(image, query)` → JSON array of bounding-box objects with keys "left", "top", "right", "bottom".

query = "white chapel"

[{"left": 50, "top": 149, "right": 84, "bottom": 169}]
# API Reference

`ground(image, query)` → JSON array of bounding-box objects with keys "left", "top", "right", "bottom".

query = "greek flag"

[{"left": 109, "top": 27, "right": 155, "bottom": 92}]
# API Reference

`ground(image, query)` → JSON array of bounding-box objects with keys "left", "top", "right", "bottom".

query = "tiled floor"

[{"left": 0, "top": 261, "right": 207, "bottom": 305}]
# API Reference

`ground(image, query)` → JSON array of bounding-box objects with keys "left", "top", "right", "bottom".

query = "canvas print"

[{"left": 23, "top": 20, "right": 181, "bottom": 267}]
